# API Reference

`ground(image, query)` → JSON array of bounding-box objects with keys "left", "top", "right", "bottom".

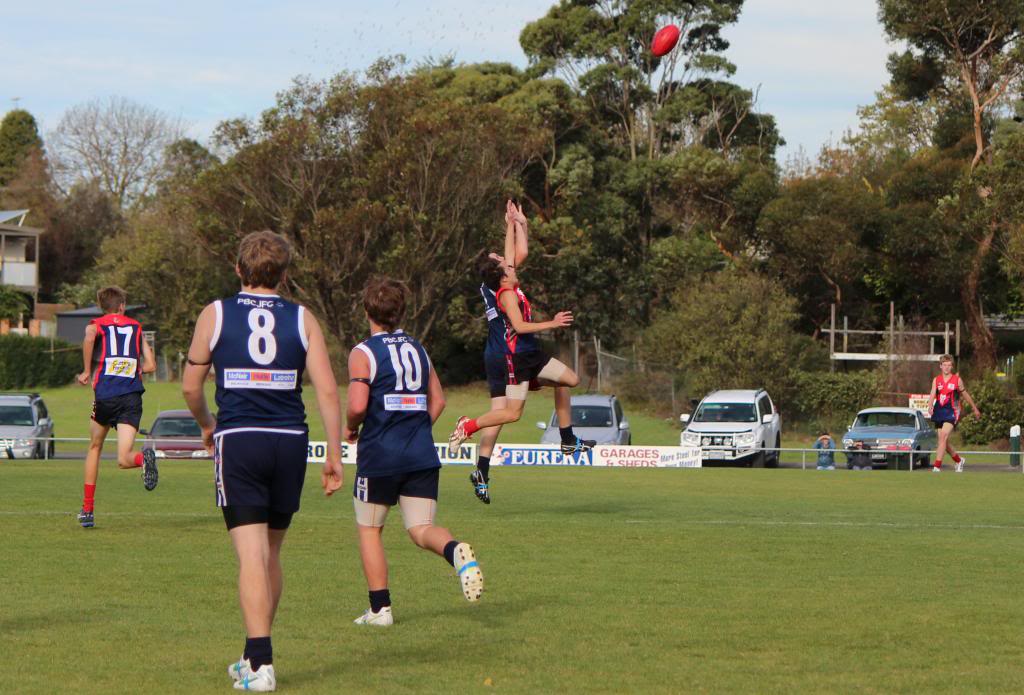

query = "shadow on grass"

[{"left": 0, "top": 606, "right": 103, "bottom": 634}]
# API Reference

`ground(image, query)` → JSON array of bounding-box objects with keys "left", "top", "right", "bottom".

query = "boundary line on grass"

[{"left": 3, "top": 509, "right": 1023, "bottom": 531}]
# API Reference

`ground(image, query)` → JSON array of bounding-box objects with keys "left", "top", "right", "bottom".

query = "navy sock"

[
  {"left": 244, "top": 636, "right": 272, "bottom": 671},
  {"left": 476, "top": 456, "right": 490, "bottom": 481},
  {"left": 369, "top": 589, "right": 391, "bottom": 613},
  {"left": 443, "top": 540, "right": 459, "bottom": 567},
  {"left": 559, "top": 426, "right": 575, "bottom": 444}
]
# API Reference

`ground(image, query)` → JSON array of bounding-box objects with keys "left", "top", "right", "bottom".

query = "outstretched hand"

[{"left": 552, "top": 311, "right": 574, "bottom": 328}]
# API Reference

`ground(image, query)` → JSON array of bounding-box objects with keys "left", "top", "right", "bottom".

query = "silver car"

[
  {"left": 536, "top": 394, "right": 631, "bottom": 445},
  {"left": 0, "top": 393, "right": 55, "bottom": 459}
]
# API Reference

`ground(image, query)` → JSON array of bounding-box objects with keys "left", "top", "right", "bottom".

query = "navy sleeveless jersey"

[
  {"left": 480, "top": 283, "right": 507, "bottom": 358},
  {"left": 91, "top": 314, "right": 145, "bottom": 400},
  {"left": 211, "top": 292, "right": 308, "bottom": 431},
  {"left": 353, "top": 330, "right": 440, "bottom": 477}
]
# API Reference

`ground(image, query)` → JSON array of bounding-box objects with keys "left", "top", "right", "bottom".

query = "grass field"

[{"left": 4, "top": 460, "right": 1024, "bottom": 693}]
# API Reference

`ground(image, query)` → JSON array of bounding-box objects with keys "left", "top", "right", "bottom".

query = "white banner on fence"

[
  {"left": 594, "top": 445, "right": 703, "bottom": 468},
  {"left": 491, "top": 443, "right": 594, "bottom": 466},
  {"left": 307, "top": 441, "right": 699, "bottom": 468},
  {"left": 307, "top": 441, "right": 477, "bottom": 466},
  {"left": 908, "top": 394, "right": 931, "bottom": 413}
]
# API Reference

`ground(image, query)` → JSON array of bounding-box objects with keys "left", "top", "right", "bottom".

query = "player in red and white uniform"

[
  {"left": 448, "top": 203, "right": 594, "bottom": 466},
  {"left": 76, "top": 287, "right": 157, "bottom": 528},
  {"left": 926, "top": 354, "right": 980, "bottom": 473}
]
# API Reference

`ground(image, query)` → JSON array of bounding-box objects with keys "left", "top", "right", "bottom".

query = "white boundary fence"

[{"left": 7, "top": 437, "right": 1022, "bottom": 472}]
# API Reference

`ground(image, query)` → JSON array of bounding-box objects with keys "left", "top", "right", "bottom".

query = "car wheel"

[
  {"left": 47, "top": 438, "right": 55, "bottom": 459},
  {"left": 626, "top": 435, "right": 632, "bottom": 445},
  {"left": 766, "top": 435, "right": 781, "bottom": 468},
  {"left": 752, "top": 449, "right": 766, "bottom": 468}
]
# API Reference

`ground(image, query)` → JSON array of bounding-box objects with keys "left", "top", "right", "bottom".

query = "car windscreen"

[
  {"left": 151, "top": 418, "right": 202, "bottom": 437},
  {"left": 0, "top": 405, "right": 33, "bottom": 426},
  {"left": 550, "top": 406, "right": 614, "bottom": 428},
  {"left": 855, "top": 412, "right": 917, "bottom": 428},
  {"left": 694, "top": 403, "right": 756, "bottom": 423}
]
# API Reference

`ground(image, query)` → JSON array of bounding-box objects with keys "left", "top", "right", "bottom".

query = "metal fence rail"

[{"left": 5, "top": 437, "right": 1022, "bottom": 472}]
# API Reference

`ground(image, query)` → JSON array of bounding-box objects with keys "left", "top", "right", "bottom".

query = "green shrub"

[
  {"left": 0, "top": 335, "right": 79, "bottom": 389},
  {"left": 790, "top": 370, "right": 884, "bottom": 425},
  {"left": 958, "top": 375, "right": 1024, "bottom": 444}
]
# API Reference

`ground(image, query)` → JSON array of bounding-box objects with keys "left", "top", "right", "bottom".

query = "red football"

[{"left": 651, "top": 24, "right": 681, "bottom": 57}]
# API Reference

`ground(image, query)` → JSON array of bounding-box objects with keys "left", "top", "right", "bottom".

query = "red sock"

[
  {"left": 464, "top": 418, "right": 481, "bottom": 436},
  {"left": 83, "top": 483, "right": 96, "bottom": 513},
  {"left": 952, "top": 453, "right": 961, "bottom": 463},
  {"left": 133, "top": 452, "right": 143, "bottom": 467}
]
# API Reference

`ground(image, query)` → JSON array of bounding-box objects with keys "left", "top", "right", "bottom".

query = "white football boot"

[
  {"left": 233, "top": 664, "right": 276, "bottom": 691},
  {"left": 353, "top": 606, "right": 394, "bottom": 626},
  {"left": 955, "top": 457, "right": 966, "bottom": 473},
  {"left": 228, "top": 656, "right": 251, "bottom": 682},
  {"left": 454, "top": 542, "right": 483, "bottom": 602}
]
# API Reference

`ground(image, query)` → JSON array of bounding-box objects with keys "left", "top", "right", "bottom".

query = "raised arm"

[
  {"left": 182, "top": 304, "right": 217, "bottom": 451},
  {"left": 510, "top": 200, "right": 529, "bottom": 267},
  {"left": 77, "top": 323, "right": 97, "bottom": 385},
  {"left": 497, "top": 291, "right": 572, "bottom": 335},
  {"left": 503, "top": 203, "right": 517, "bottom": 269}
]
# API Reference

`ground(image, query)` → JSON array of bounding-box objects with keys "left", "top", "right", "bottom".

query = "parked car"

[
  {"left": 0, "top": 392, "right": 55, "bottom": 459},
  {"left": 536, "top": 394, "right": 631, "bottom": 445},
  {"left": 140, "top": 410, "right": 209, "bottom": 459},
  {"left": 679, "top": 389, "right": 781, "bottom": 467},
  {"left": 841, "top": 407, "right": 936, "bottom": 470}
]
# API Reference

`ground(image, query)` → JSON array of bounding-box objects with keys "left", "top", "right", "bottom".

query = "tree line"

[{"left": 1, "top": 0, "right": 1023, "bottom": 416}]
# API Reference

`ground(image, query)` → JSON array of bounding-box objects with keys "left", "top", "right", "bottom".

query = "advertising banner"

[
  {"left": 307, "top": 441, "right": 477, "bottom": 466},
  {"left": 491, "top": 443, "right": 593, "bottom": 466},
  {"left": 908, "top": 394, "right": 930, "bottom": 413},
  {"left": 307, "top": 441, "right": 700, "bottom": 468},
  {"left": 593, "top": 445, "right": 703, "bottom": 468}
]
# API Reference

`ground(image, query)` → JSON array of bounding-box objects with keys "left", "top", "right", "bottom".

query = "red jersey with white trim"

[
  {"left": 91, "top": 314, "right": 145, "bottom": 400},
  {"left": 932, "top": 374, "right": 962, "bottom": 419},
  {"left": 495, "top": 284, "right": 539, "bottom": 354}
]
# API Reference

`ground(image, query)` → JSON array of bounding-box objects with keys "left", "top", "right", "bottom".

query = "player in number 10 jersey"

[{"left": 322, "top": 278, "right": 483, "bottom": 625}]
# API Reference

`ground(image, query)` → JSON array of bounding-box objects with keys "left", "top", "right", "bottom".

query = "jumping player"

[
  {"left": 322, "top": 277, "right": 483, "bottom": 626},
  {"left": 448, "top": 223, "right": 593, "bottom": 465},
  {"left": 76, "top": 286, "right": 158, "bottom": 529},
  {"left": 471, "top": 200, "right": 530, "bottom": 504},
  {"left": 183, "top": 231, "right": 342, "bottom": 692},
  {"left": 926, "top": 354, "right": 980, "bottom": 473}
]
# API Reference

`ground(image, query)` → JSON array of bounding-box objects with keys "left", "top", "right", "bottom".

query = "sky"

[{"left": 3, "top": 0, "right": 895, "bottom": 159}]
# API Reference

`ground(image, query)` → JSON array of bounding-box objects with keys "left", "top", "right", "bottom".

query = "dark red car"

[{"left": 140, "top": 409, "right": 210, "bottom": 460}]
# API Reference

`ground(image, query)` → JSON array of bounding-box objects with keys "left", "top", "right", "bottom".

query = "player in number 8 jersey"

[
  {"left": 183, "top": 231, "right": 343, "bottom": 691},
  {"left": 321, "top": 277, "right": 483, "bottom": 625}
]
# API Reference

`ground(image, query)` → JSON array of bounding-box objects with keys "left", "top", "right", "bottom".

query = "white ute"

[{"left": 679, "top": 389, "right": 782, "bottom": 467}]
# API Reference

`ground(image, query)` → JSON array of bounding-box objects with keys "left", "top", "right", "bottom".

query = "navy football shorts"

[
  {"left": 931, "top": 405, "right": 958, "bottom": 429},
  {"left": 92, "top": 392, "right": 143, "bottom": 430},
  {"left": 353, "top": 466, "right": 440, "bottom": 506},
  {"left": 213, "top": 428, "right": 309, "bottom": 529},
  {"left": 485, "top": 351, "right": 544, "bottom": 398}
]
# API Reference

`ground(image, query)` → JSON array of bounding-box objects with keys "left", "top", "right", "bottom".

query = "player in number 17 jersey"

[{"left": 76, "top": 286, "right": 158, "bottom": 529}]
